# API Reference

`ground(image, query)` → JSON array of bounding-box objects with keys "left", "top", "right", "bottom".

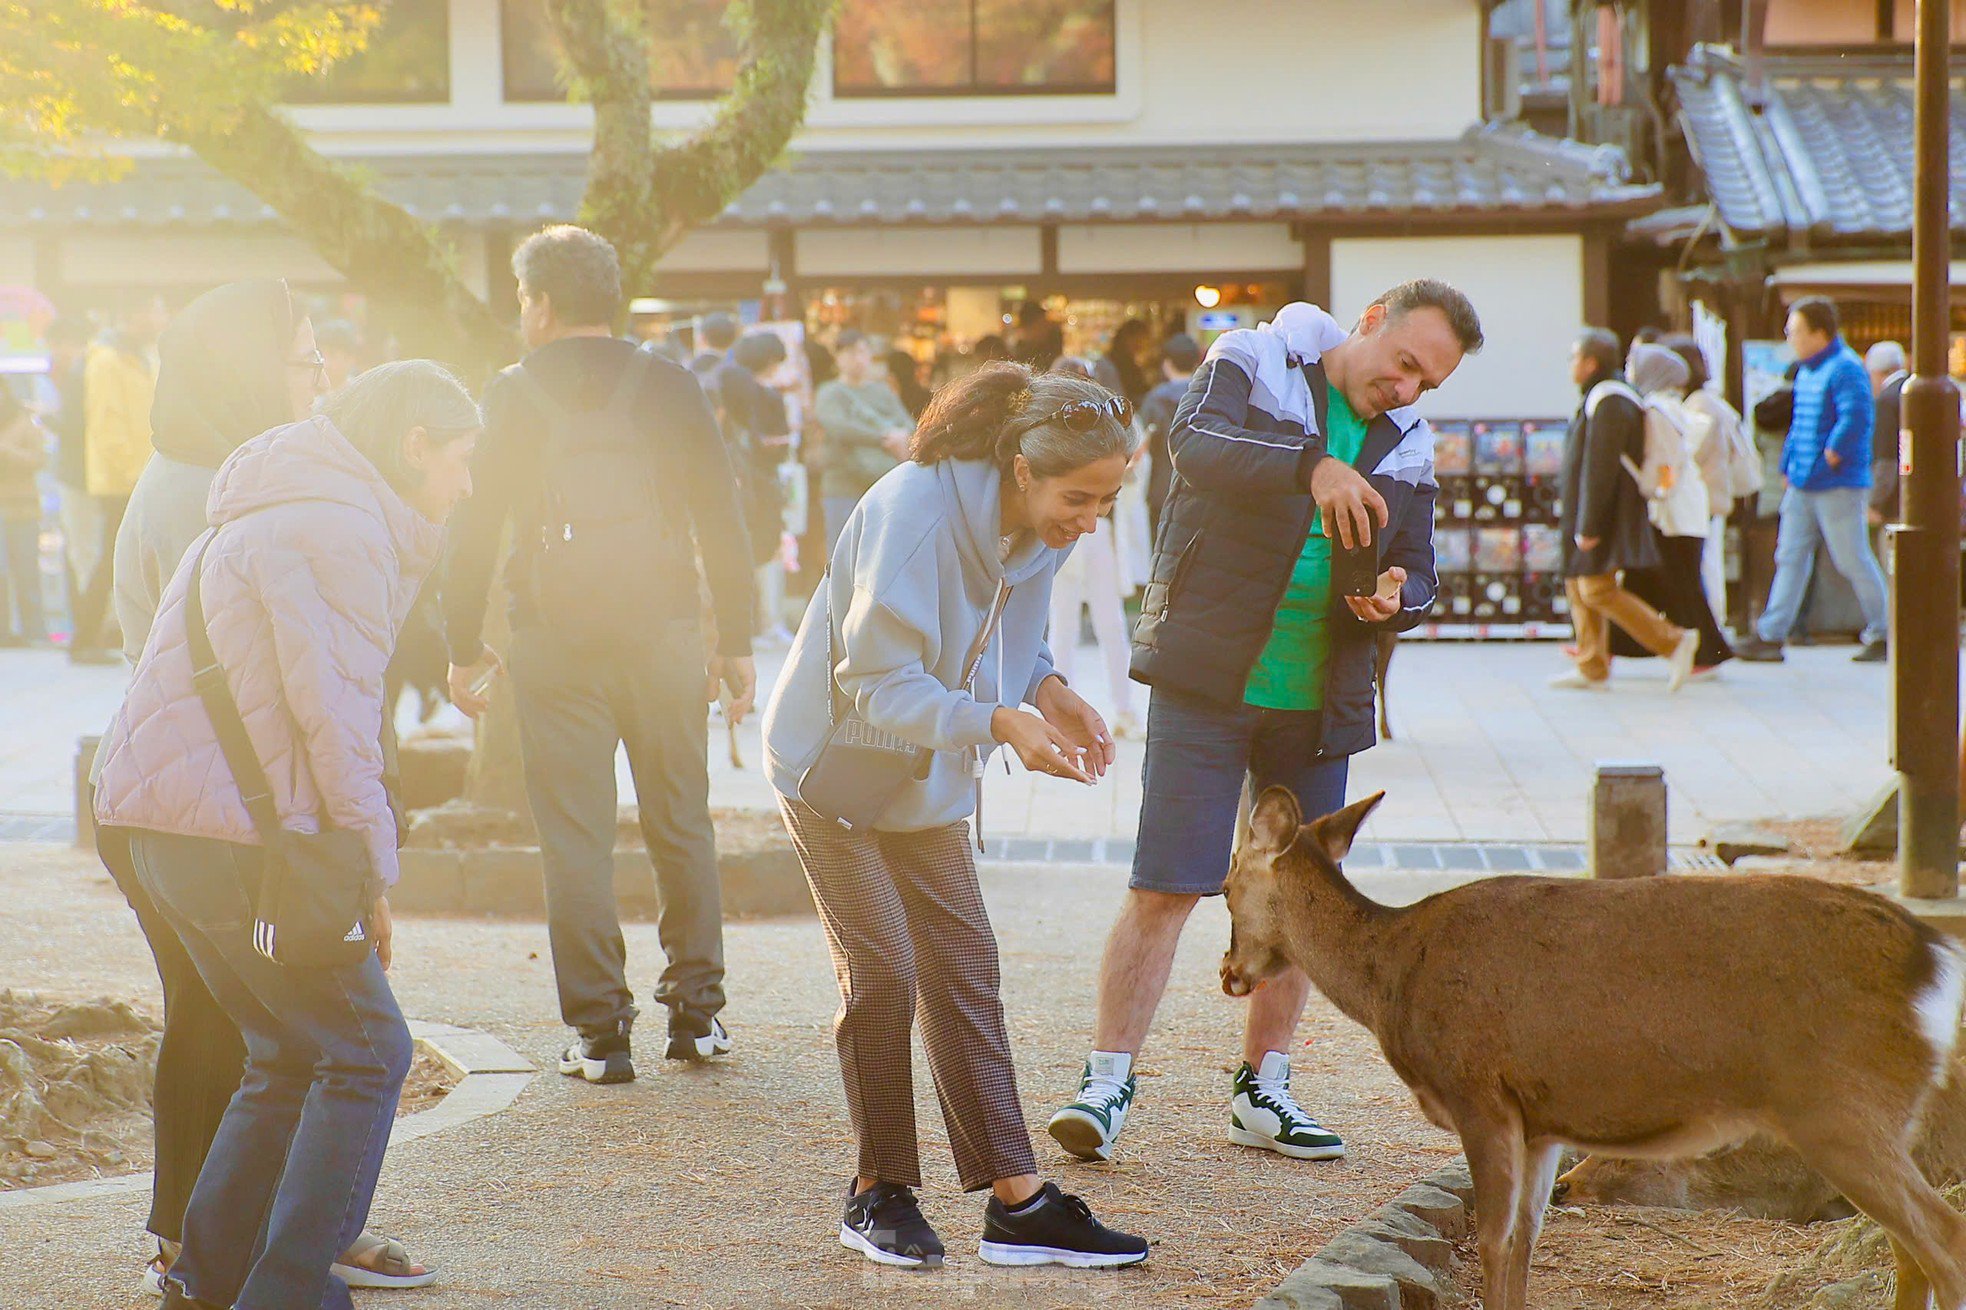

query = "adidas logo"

[{"left": 343, "top": 922, "right": 367, "bottom": 943}]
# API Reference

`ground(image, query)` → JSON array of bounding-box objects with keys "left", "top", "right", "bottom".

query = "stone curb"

[
  {"left": 0, "top": 1019, "right": 536, "bottom": 1210},
  {"left": 1256, "top": 1158, "right": 1474, "bottom": 1310}
]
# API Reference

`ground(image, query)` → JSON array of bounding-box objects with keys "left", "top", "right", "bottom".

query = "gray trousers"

[{"left": 509, "top": 619, "right": 725, "bottom": 1037}]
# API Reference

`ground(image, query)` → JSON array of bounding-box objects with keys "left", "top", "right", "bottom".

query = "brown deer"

[
  {"left": 1220, "top": 787, "right": 1966, "bottom": 1310},
  {"left": 1554, "top": 1057, "right": 1966, "bottom": 1224}
]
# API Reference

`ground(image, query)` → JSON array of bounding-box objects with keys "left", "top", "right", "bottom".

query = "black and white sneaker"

[
  {"left": 559, "top": 1026, "right": 635, "bottom": 1084},
  {"left": 840, "top": 1182, "right": 945, "bottom": 1269},
  {"left": 665, "top": 1012, "right": 732, "bottom": 1061},
  {"left": 978, "top": 1182, "right": 1149, "bottom": 1268}
]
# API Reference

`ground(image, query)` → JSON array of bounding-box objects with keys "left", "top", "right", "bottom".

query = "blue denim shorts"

[{"left": 1129, "top": 686, "right": 1350, "bottom": 896}]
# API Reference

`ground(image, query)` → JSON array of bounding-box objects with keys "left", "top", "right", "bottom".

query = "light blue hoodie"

[{"left": 763, "top": 457, "right": 1063, "bottom": 832}]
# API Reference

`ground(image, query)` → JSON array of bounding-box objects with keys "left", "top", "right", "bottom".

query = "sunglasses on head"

[{"left": 1050, "top": 395, "right": 1133, "bottom": 432}]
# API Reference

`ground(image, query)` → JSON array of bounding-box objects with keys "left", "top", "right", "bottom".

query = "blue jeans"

[
  {"left": 129, "top": 831, "right": 411, "bottom": 1310},
  {"left": 1130, "top": 686, "right": 1351, "bottom": 896},
  {"left": 1756, "top": 486, "right": 1889, "bottom": 646}
]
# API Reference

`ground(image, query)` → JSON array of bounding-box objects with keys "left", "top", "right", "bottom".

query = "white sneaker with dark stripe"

[
  {"left": 1047, "top": 1054, "right": 1136, "bottom": 1162},
  {"left": 1229, "top": 1052, "right": 1346, "bottom": 1160}
]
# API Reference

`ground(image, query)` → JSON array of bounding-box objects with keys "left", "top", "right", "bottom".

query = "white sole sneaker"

[
  {"left": 978, "top": 1240, "right": 1149, "bottom": 1268},
  {"left": 1548, "top": 669, "right": 1609, "bottom": 690},
  {"left": 839, "top": 1223, "right": 941, "bottom": 1269},
  {"left": 1666, "top": 629, "right": 1700, "bottom": 693},
  {"left": 558, "top": 1046, "right": 635, "bottom": 1084},
  {"left": 665, "top": 1019, "right": 732, "bottom": 1061},
  {"left": 1046, "top": 1107, "right": 1115, "bottom": 1162},
  {"left": 1228, "top": 1123, "right": 1348, "bottom": 1160}
]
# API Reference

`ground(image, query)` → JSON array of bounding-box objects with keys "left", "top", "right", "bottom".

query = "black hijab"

[{"left": 148, "top": 279, "right": 298, "bottom": 469}]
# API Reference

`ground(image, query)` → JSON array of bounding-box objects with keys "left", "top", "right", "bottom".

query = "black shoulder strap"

[
  {"left": 1300, "top": 359, "right": 1331, "bottom": 445},
  {"left": 182, "top": 532, "right": 285, "bottom": 852}
]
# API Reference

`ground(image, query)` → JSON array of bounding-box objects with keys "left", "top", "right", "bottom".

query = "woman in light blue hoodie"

[{"left": 763, "top": 362, "right": 1152, "bottom": 1272}]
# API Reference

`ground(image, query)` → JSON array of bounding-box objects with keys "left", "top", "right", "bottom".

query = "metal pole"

[{"left": 1895, "top": 0, "right": 1961, "bottom": 899}]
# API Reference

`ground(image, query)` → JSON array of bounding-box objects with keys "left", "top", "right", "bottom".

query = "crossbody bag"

[
  {"left": 797, "top": 575, "right": 1011, "bottom": 832},
  {"left": 183, "top": 533, "right": 376, "bottom": 969}
]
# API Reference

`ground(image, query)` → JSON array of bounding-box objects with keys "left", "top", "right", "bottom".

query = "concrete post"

[
  {"left": 74, "top": 736, "right": 99, "bottom": 851},
  {"left": 1590, "top": 761, "right": 1666, "bottom": 879}
]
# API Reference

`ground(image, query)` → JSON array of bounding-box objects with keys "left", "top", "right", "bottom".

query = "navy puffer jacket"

[{"left": 1129, "top": 306, "right": 1439, "bottom": 759}]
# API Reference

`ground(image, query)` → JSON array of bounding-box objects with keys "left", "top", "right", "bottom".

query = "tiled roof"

[
  {"left": 1670, "top": 45, "right": 1966, "bottom": 244},
  {"left": 2, "top": 124, "right": 1658, "bottom": 231}
]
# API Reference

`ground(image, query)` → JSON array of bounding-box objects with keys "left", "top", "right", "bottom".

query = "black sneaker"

[
  {"left": 1853, "top": 640, "right": 1888, "bottom": 664},
  {"left": 840, "top": 1181, "right": 945, "bottom": 1269},
  {"left": 979, "top": 1182, "right": 1149, "bottom": 1268},
  {"left": 559, "top": 1024, "right": 635, "bottom": 1084},
  {"left": 1733, "top": 637, "right": 1785, "bottom": 663},
  {"left": 665, "top": 1011, "right": 732, "bottom": 1061}
]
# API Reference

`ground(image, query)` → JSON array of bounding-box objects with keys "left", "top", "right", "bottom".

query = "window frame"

[
  {"left": 283, "top": 0, "right": 453, "bottom": 105},
  {"left": 499, "top": 0, "right": 741, "bottom": 104},
  {"left": 831, "top": 0, "right": 1118, "bottom": 100}
]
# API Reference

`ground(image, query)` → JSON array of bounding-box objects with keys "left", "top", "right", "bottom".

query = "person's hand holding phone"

[
  {"left": 1344, "top": 566, "right": 1408, "bottom": 621},
  {"left": 447, "top": 646, "right": 504, "bottom": 719}
]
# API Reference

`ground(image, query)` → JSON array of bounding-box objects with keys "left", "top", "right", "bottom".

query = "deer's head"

[{"left": 1221, "top": 787, "right": 1383, "bottom": 997}]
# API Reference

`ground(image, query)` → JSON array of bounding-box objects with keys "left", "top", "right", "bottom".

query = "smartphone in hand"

[{"left": 1333, "top": 535, "right": 1382, "bottom": 598}]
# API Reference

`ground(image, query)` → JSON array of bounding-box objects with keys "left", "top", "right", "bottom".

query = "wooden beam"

[
  {"left": 1582, "top": 225, "right": 1612, "bottom": 327},
  {"left": 1298, "top": 226, "right": 1332, "bottom": 306}
]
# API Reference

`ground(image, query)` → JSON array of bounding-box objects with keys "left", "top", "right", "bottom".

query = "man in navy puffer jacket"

[{"left": 1736, "top": 297, "right": 1888, "bottom": 663}]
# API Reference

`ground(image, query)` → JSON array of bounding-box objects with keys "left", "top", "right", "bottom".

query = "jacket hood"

[
  {"left": 934, "top": 458, "right": 1058, "bottom": 590},
  {"left": 208, "top": 415, "right": 444, "bottom": 572},
  {"left": 1255, "top": 302, "right": 1427, "bottom": 435},
  {"left": 151, "top": 279, "right": 297, "bottom": 469}
]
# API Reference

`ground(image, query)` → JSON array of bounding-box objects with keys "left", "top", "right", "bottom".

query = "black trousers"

[
  {"left": 97, "top": 824, "right": 247, "bottom": 1245},
  {"left": 71, "top": 494, "right": 128, "bottom": 655},
  {"left": 1612, "top": 534, "right": 1734, "bottom": 667}
]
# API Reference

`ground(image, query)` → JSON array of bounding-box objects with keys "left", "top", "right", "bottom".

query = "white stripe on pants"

[
  {"left": 1701, "top": 514, "right": 1727, "bottom": 625},
  {"left": 1047, "top": 519, "right": 1133, "bottom": 720}
]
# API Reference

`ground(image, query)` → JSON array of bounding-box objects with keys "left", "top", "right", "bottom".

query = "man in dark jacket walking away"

[
  {"left": 445, "top": 226, "right": 757, "bottom": 1083},
  {"left": 1137, "top": 332, "right": 1201, "bottom": 534},
  {"left": 1735, "top": 298, "right": 1888, "bottom": 663},
  {"left": 1049, "top": 284, "right": 1478, "bottom": 1167},
  {"left": 1552, "top": 329, "right": 1698, "bottom": 692}
]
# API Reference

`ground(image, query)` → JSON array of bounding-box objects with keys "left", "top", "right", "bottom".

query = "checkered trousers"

[{"left": 778, "top": 798, "right": 1038, "bottom": 1191}]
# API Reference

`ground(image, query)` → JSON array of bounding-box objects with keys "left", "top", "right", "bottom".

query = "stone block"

[
  {"left": 397, "top": 737, "right": 470, "bottom": 811},
  {"left": 1843, "top": 780, "right": 1899, "bottom": 854},
  {"left": 460, "top": 849, "right": 545, "bottom": 915},
  {"left": 74, "top": 736, "right": 99, "bottom": 851},
  {"left": 1706, "top": 822, "right": 1794, "bottom": 865},
  {"left": 1357, "top": 1209, "right": 1456, "bottom": 1273},
  {"left": 1386, "top": 1182, "right": 1469, "bottom": 1242},
  {"left": 1425, "top": 1158, "right": 1476, "bottom": 1206},
  {"left": 1315, "top": 1230, "right": 1449, "bottom": 1307},
  {"left": 1589, "top": 761, "right": 1666, "bottom": 879},
  {"left": 1258, "top": 1260, "right": 1401, "bottom": 1310},
  {"left": 391, "top": 849, "right": 464, "bottom": 914}
]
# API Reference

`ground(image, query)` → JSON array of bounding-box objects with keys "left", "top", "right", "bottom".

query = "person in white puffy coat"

[{"left": 1628, "top": 344, "right": 1733, "bottom": 673}]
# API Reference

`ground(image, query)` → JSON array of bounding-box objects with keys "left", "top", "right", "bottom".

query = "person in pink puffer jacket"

[{"left": 93, "top": 360, "right": 479, "bottom": 1310}]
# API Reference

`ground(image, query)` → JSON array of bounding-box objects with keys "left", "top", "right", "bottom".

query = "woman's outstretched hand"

[
  {"left": 992, "top": 706, "right": 1096, "bottom": 785},
  {"left": 1032, "top": 676, "right": 1115, "bottom": 779}
]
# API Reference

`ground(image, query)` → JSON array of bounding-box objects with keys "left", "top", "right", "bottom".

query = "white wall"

[
  {"left": 1331, "top": 234, "right": 1583, "bottom": 420},
  {"left": 57, "top": 233, "right": 343, "bottom": 289},
  {"left": 1057, "top": 222, "right": 1301, "bottom": 274},
  {"left": 796, "top": 226, "right": 1042, "bottom": 278},
  {"left": 293, "top": 0, "right": 1483, "bottom": 155}
]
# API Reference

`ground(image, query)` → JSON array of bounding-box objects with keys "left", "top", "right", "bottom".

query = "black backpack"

[{"left": 502, "top": 353, "right": 682, "bottom": 643}]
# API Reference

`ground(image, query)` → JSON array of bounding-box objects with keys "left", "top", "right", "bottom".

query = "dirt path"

[{"left": 0, "top": 844, "right": 1460, "bottom": 1310}]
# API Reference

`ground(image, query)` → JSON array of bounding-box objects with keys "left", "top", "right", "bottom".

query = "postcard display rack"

[{"left": 1415, "top": 418, "right": 1571, "bottom": 640}]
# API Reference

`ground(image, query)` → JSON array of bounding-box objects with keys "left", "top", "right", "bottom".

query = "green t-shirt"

[{"left": 1244, "top": 389, "right": 1369, "bottom": 711}]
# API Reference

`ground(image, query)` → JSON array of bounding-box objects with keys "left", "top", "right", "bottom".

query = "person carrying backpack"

[
  {"left": 1550, "top": 329, "right": 1698, "bottom": 692},
  {"left": 443, "top": 226, "right": 757, "bottom": 1082}
]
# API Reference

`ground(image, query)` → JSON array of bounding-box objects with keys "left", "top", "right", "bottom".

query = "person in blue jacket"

[{"left": 1735, "top": 297, "right": 1888, "bottom": 664}]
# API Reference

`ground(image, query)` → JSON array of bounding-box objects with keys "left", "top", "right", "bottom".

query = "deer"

[
  {"left": 1219, "top": 787, "right": 1966, "bottom": 1310},
  {"left": 1553, "top": 1056, "right": 1966, "bottom": 1224}
]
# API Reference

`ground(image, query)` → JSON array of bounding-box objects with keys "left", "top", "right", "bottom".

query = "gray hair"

[
  {"left": 1866, "top": 340, "right": 1908, "bottom": 375},
  {"left": 1369, "top": 278, "right": 1485, "bottom": 354},
  {"left": 910, "top": 361, "right": 1138, "bottom": 477},
  {"left": 319, "top": 360, "right": 481, "bottom": 494},
  {"left": 512, "top": 225, "right": 621, "bottom": 327}
]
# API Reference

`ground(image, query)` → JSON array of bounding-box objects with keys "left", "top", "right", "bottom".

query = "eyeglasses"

[
  {"left": 1050, "top": 395, "right": 1133, "bottom": 432},
  {"left": 288, "top": 350, "right": 328, "bottom": 381}
]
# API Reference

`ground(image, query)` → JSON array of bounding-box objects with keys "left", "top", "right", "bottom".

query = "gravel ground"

[{"left": 0, "top": 843, "right": 1463, "bottom": 1310}]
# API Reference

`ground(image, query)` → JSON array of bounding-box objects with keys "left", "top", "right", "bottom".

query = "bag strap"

[
  {"left": 182, "top": 533, "right": 286, "bottom": 854},
  {"left": 820, "top": 569, "right": 1012, "bottom": 730}
]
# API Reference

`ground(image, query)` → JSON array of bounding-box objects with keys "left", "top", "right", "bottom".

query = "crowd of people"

[{"left": 0, "top": 215, "right": 1919, "bottom": 1303}]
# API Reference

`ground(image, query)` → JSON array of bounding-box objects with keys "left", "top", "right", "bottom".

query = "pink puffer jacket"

[{"left": 94, "top": 416, "right": 444, "bottom": 889}]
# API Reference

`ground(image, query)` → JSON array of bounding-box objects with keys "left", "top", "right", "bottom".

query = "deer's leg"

[
  {"left": 1504, "top": 1140, "right": 1565, "bottom": 1307},
  {"left": 1803, "top": 1136, "right": 1966, "bottom": 1310},
  {"left": 1461, "top": 1122, "right": 1526, "bottom": 1310},
  {"left": 1890, "top": 1236, "right": 1933, "bottom": 1310}
]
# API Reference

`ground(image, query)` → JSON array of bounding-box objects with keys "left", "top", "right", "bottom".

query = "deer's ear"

[
  {"left": 1248, "top": 787, "right": 1303, "bottom": 855},
  {"left": 1310, "top": 791, "right": 1385, "bottom": 863}
]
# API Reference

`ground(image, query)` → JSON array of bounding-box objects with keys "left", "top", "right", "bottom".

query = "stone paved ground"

[
  {"left": 0, "top": 843, "right": 1481, "bottom": 1310},
  {"left": 0, "top": 637, "right": 1907, "bottom": 844}
]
